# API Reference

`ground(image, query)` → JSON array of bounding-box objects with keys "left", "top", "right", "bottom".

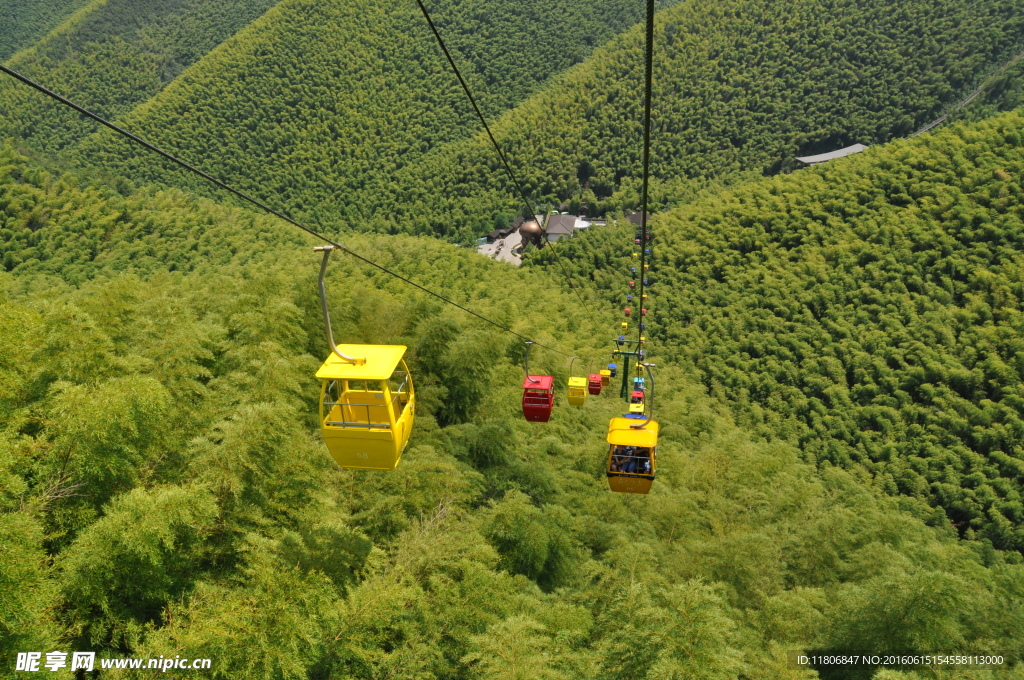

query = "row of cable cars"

[
  {"left": 606, "top": 225, "right": 658, "bottom": 494},
  {"left": 312, "top": 227, "right": 660, "bottom": 494},
  {"left": 520, "top": 344, "right": 657, "bottom": 494}
]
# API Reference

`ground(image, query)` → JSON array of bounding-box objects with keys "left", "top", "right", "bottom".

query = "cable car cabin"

[
  {"left": 621, "top": 322, "right": 629, "bottom": 333},
  {"left": 606, "top": 417, "right": 658, "bottom": 494},
  {"left": 630, "top": 390, "right": 645, "bottom": 404},
  {"left": 633, "top": 377, "right": 646, "bottom": 390},
  {"left": 599, "top": 369, "right": 612, "bottom": 386},
  {"left": 624, "top": 307, "right": 632, "bottom": 317},
  {"left": 317, "top": 344, "right": 415, "bottom": 471},
  {"left": 629, "top": 280, "right": 636, "bottom": 288},
  {"left": 608, "top": 363, "right": 618, "bottom": 377},
  {"left": 522, "top": 375, "right": 555, "bottom": 422},
  {"left": 588, "top": 374, "right": 604, "bottom": 395},
  {"left": 567, "top": 376, "right": 588, "bottom": 406},
  {"left": 617, "top": 335, "right": 626, "bottom": 346}
]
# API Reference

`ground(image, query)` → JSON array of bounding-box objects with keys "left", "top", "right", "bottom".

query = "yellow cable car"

[
  {"left": 600, "top": 369, "right": 612, "bottom": 386},
  {"left": 567, "top": 376, "right": 588, "bottom": 406},
  {"left": 317, "top": 345, "right": 414, "bottom": 470},
  {"left": 606, "top": 416, "right": 658, "bottom": 494},
  {"left": 313, "top": 246, "right": 415, "bottom": 470}
]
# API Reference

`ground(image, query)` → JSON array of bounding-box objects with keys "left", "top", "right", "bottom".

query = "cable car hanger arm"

[{"left": 315, "top": 246, "right": 364, "bottom": 364}]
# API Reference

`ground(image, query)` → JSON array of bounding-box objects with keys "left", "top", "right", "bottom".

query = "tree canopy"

[
  {"left": 535, "top": 107, "right": 1024, "bottom": 553},
  {"left": 3, "top": 140, "right": 1022, "bottom": 676}
]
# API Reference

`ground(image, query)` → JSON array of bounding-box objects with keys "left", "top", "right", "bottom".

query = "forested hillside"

[
  {"left": 948, "top": 54, "right": 1024, "bottom": 126},
  {"left": 0, "top": 0, "right": 90, "bottom": 60},
  {"left": 0, "top": 0, "right": 281, "bottom": 154},
  {"left": 69, "top": 0, "right": 1024, "bottom": 240},
  {"left": 375, "top": 0, "right": 1024, "bottom": 241},
  {"left": 6, "top": 0, "right": 1024, "bottom": 675},
  {"left": 7, "top": 0, "right": 659, "bottom": 231},
  {"left": 3, "top": 141, "right": 1024, "bottom": 678},
  {"left": 536, "top": 108, "right": 1024, "bottom": 554}
]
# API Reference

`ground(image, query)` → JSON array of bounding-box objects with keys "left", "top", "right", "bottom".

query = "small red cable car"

[
  {"left": 630, "top": 390, "right": 644, "bottom": 404},
  {"left": 522, "top": 375, "right": 555, "bottom": 422},
  {"left": 588, "top": 374, "right": 603, "bottom": 395},
  {"left": 624, "top": 307, "right": 632, "bottom": 317}
]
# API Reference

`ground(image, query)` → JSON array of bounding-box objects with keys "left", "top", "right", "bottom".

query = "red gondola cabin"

[
  {"left": 522, "top": 375, "right": 555, "bottom": 422},
  {"left": 588, "top": 374, "right": 603, "bottom": 395}
]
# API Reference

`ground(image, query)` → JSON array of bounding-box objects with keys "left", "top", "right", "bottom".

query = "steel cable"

[{"left": 412, "top": 0, "right": 594, "bottom": 317}]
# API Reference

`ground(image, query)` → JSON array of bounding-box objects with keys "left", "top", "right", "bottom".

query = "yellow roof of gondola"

[
  {"left": 316, "top": 345, "right": 408, "bottom": 381},
  {"left": 568, "top": 377, "right": 588, "bottom": 387},
  {"left": 607, "top": 417, "right": 659, "bottom": 447}
]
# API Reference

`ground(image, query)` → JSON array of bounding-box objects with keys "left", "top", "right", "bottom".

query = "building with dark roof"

[
  {"left": 545, "top": 214, "right": 577, "bottom": 242},
  {"left": 625, "top": 211, "right": 650, "bottom": 227},
  {"left": 486, "top": 217, "right": 526, "bottom": 243}
]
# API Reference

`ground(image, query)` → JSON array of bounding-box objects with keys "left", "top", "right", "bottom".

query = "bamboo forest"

[{"left": 3, "top": 0, "right": 1024, "bottom": 679}]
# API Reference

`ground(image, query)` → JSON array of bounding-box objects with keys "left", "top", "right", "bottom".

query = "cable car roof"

[
  {"left": 316, "top": 345, "right": 408, "bottom": 381},
  {"left": 523, "top": 375, "right": 554, "bottom": 390},
  {"left": 607, "top": 417, "right": 659, "bottom": 447},
  {"left": 568, "top": 376, "right": 588, "bottom": 387}
]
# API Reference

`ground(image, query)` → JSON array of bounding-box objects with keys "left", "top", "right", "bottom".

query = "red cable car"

[
  {"left": 624, "top": 307, "right": 632, "bottom": 317},
  {"left": 588, "top": 374, "right": 603, "bottom": 395},
  {"left": 630, "top": 390, "right": 645, "bottom": 404},
  {"left": 522, "top": 375, "right": 555, "bottom": 422}
]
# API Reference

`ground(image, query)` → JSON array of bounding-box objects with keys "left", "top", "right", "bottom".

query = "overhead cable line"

[
  {"left": 412, "top": 0, "right": 593, "bottom": 316},
  {"left": 636, "top": 0, "right": 655, "bottom": 350},
  {"left": 0, "top": 62, "right": 581, "bottom": 359}
]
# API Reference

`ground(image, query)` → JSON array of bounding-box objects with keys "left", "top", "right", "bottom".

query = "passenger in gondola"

[
  {"left": 627, "top": 446, "right": 651, "bottom": 474},
  {"left": 637, "top": 448, "right": 651, "bottom": 474},
  {"left": 611, "top": 448, "right": 629, "bottom": 472},
  {"left": 621, "top": 445, "right": 639, "bottom": 473}
]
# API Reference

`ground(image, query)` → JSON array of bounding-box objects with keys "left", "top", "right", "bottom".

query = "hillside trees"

[
  {"left": 49, "top": 0, "right": 1024, "bottom": 243},
  {"left": 0, "top": 0, "right": 90, "bottom": 60},
  {"left": 5, "top": 0, "right": 662, "bottom": 225},
  {"left": 0, "top": 0, "right": 280, "bottom": 153},
  {"left": 535, "top": 108, "right": 1024, "bottom": 553},
  {"left": 2, "top": 144, "right": 1024, "bottom": 675},
  {"left": 368, "top": 0, "right": 1024, "bottom": 241}
]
